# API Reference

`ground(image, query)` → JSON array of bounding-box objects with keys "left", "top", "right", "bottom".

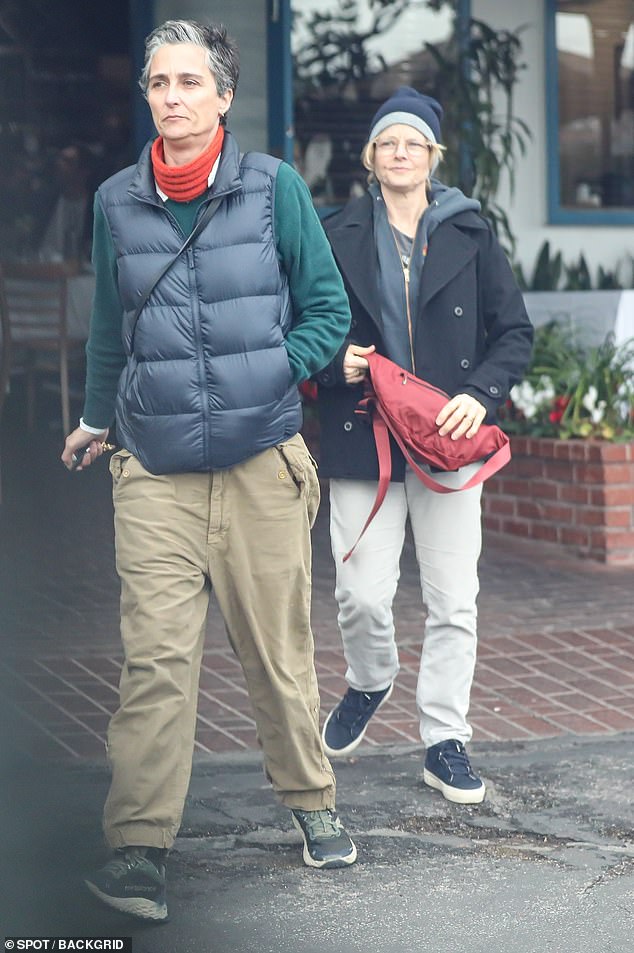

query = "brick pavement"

[{"left": 1, "top": 418, "right": 633, "bottom": 763}]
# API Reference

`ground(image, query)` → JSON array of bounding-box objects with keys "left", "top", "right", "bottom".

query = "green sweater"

[{"left": 83, "top": 161, "right": 350, "bottom": 430}]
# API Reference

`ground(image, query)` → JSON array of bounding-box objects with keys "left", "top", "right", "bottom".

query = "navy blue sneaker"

[
  {"left": 423, "top": 739, "right": 486, "bottom": 804},
  {"left": 322, "top": 684, "right": 393, "bottom": 757}
]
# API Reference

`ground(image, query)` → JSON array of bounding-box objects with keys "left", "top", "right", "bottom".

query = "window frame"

[{"left": 545, "top": 0, "right": 634, "bottom": 225}]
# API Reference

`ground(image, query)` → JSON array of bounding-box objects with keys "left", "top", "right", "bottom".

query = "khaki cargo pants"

[{"left": 103, "top": 433, "right": 336, "bottom": 850}]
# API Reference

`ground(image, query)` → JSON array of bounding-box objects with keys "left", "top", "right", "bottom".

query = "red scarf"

[{"left": 151, "top": 126, "right": 225, "bottom": 201}]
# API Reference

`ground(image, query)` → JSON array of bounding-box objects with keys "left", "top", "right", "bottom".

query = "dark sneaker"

[
  {"left": 84, "top": 846, "right": 168, "bottom": 921},
  {"left": 423, "top": 739, "right": 486, "bottom": 804},
  {"left": 291, "top": 808, "right": 357, "bottom": 869},
  {"left": 322, "top": 685, "right": 393, "bottom": 757}
]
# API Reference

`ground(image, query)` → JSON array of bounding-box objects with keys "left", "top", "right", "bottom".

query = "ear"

[{"left": 219, "top": 88, "right": 234, "bottom": 115}]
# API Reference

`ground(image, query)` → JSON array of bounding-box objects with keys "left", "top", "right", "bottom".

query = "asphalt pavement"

[
  {"left": 0, "top": 403, "right": 633, "bottom": 952},
  {"left": 2, "top": 732, "right": 633, "bottom": 952}
]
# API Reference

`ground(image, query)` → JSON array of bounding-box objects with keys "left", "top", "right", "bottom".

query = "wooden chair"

[
  {"left": 0, "top": 266, "right": 11, "bottom": 502},
  {"left": 0, "top": 260, "right": 86, "bottom": 436}
]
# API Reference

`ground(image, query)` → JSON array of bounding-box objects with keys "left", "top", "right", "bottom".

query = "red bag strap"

[
  {"left": 342, "top": 410, "right": 392, "bottom": 563},
  {"left": 383, "top": 401, "right": 511, "bottom": 493},
  {"left": 342, "top": 401, "right": 511, "bottom": 563}
]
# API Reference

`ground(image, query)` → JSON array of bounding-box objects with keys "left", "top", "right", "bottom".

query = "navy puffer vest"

[{"left": 97, "top": 132, "right": 301, "bottom": 474}]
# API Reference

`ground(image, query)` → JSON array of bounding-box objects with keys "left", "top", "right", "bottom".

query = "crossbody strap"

[
  {"left": 342, "top": 403, "right": 511, "bottom": 563},
  {"left": 383, "top": 402, "right": 511, "bottom": 494},
  {"left": 342, "top": 410, "right": 392, "bottom": 563},
  {"left": 128, "top": 194, "right": 224, "bottom": 348}
]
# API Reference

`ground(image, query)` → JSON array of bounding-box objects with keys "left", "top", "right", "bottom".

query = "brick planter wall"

[{"left": 483, "top": 436, "right": 634, "bottom": 565}]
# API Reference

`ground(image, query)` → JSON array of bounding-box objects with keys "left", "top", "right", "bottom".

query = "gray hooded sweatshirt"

[{"left": 371, "top": 180, "right": 481, "bottom": 371}]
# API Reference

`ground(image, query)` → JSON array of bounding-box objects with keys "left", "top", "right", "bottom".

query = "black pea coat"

[{"left": 316, "top": 191, "right": 534, "bottom": 483}]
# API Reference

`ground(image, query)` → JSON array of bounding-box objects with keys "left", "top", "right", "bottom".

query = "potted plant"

[
  {"left": 501, "top": 322, "right": 634, "bottom": 440},
  {"left": 515, "top": 241, "right": 634, "bottom": 352},
  {"left": 484, "top": 323, "right": 634, "bottom": 565}
]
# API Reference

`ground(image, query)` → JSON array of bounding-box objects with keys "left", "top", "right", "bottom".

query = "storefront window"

[
  {"left": 291, "top": 0, "right": 454, "bottom": 207},
  {"left": 0, "top": 0, "right": 132, "bottom": 259},
  {"left": 551, "top": 0, "right": 634, "bottom": 219}
]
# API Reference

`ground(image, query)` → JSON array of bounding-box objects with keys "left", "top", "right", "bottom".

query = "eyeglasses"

[{"left": 375, "top": 138, "right": 431, "bottom": 157}]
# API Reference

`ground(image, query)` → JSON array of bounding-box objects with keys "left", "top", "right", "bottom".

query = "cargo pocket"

[
  {"left": 276, "top": 433, "right": 321, "bottom": 528},
  {"left": 109, "top": 448, "right": 134, "bottom": 491}
]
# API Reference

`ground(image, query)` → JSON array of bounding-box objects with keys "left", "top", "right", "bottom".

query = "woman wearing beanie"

[{"left": 316, "top": 86, "right": 533, "bottom": 803}]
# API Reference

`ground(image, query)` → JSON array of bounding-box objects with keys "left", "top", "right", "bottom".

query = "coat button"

[
  {"left": 343, "top": 421, "right": 353, "bottom": 431},
  {"left": 321, "top": 371, "right": 331, "bottom": 383},
  {"left": 460, "top": 358, "right": 470, "bottom": 369},
  {"left": 489, "top": 385, "right": 500, "bottom": 395},
  {"left": 454, "top": 306, "right": 464, "bottom": 317},
  {"left": 122, "top": 468, "right": 130, "bottom": 478}
]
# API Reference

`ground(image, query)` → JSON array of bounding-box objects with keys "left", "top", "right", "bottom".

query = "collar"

[{"left": 155, "top": 154, "right": 221, "bottom": 202}]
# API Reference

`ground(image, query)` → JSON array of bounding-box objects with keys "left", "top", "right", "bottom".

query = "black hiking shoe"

[
  {"left": 84, "top": 846, "right": 168, "bottom": 921},
  {"left": 291, "top": 808, "right": 357, "bottom": 869}
]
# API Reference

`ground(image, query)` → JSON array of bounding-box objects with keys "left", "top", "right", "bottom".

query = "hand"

[
  {"left": 61, "top": 426, "right": 110, "bottom": 471},
  {"left": 436, "top": 394, "right": 486, "bottom": 440},
  {"left": 343, "top": 343, "right": 376, "bottom": 385}
]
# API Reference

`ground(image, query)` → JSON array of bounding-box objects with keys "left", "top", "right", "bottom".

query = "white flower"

[
  {"left": 616, "top": 382, "right": 634, "bottom": 421},
  {"left": 511, "top": 375, "right": 555, "bottom": 419},
  {"left": 582, "top": 386, "right": 598, "bottom": 413},
  {"left": 581, "top": 386, "right": 606, "bottom": 424}
]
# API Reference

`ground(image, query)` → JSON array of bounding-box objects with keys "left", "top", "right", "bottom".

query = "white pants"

[{"left": 329, "top": 465, "right": 483, "bottom": 748}]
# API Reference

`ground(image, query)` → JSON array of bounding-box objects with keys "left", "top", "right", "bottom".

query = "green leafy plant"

[
  {"left": 596, "top": 265, "right": 623, "bottom": 290},
  {"left": 563, "top": 253, "right": 592, "bottom": 291},
  {"left": 515, "top": 241, "right": 632, "bottom": 291},
  {"left": 499, "top": 322, "right": 634, "bottom": 440},
  {"left": 425, "top": 16, "right": 531, "bottom": 256},
  {"left": 514, "top": 240, "right": 562, "bottom": 291}
]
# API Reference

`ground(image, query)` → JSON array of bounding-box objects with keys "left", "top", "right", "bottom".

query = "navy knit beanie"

[{"left": 368, "top": 86, "right": 443, "bottom": 145}]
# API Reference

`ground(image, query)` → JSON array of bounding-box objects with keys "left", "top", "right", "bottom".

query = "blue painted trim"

[
  {"left": 545, "top": 0, "right": 634, "bottom": 226},
  {"left": 267, "top": 0, "right": 294, "bottom": 163},
  {"left": 548, "top": 209, "right": 634, "bottom": 227},
  {"left": 457, "top": 0, "right": 473, "bottom": 192},
  {"left": 544, "top": 0, "right": 560, "bottom": 223},
  {"left": 130, "top": 0, "right": 155, "bottom": 155}
]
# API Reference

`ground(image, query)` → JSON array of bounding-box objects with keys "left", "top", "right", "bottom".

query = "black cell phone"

[{"left": 70, "top": 448, "right": 91, "bottom": 470}]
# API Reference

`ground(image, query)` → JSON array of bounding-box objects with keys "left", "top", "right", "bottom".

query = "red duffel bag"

[{"left": 342, "top": 352, "right": 511, "bottom": 561}]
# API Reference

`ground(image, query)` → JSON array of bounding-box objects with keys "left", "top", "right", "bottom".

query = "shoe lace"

[
  {"left": 300, "top": 810, "right": 342, "bottom": 841},
  {"left": 336, "top": 689, "right": 375, "bottom": 727},
  {"left": 106, "top": 848, "right": 156, "bottom": 878},
  {"left": 439, "top": 741, "right": 476, "bottom": 779}
]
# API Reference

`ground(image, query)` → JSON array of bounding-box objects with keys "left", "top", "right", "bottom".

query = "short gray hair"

[{"left": 139, "top": 19, "right": 239, "bottom": 117}]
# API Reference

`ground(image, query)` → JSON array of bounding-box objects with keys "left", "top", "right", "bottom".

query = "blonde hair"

[{"left": 361, "top": 137, "right": 446, "bottom": 185}]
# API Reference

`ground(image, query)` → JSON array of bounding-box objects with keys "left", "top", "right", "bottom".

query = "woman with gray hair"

[
  {"left": 138, "top": 19, "right": 239, "bottom": 102},
  {"left": 63, "top": 18, "right": 357, "bottom": 922},
  {"left": 317, "top": 86, "right": 533, "bottom": 803}
]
